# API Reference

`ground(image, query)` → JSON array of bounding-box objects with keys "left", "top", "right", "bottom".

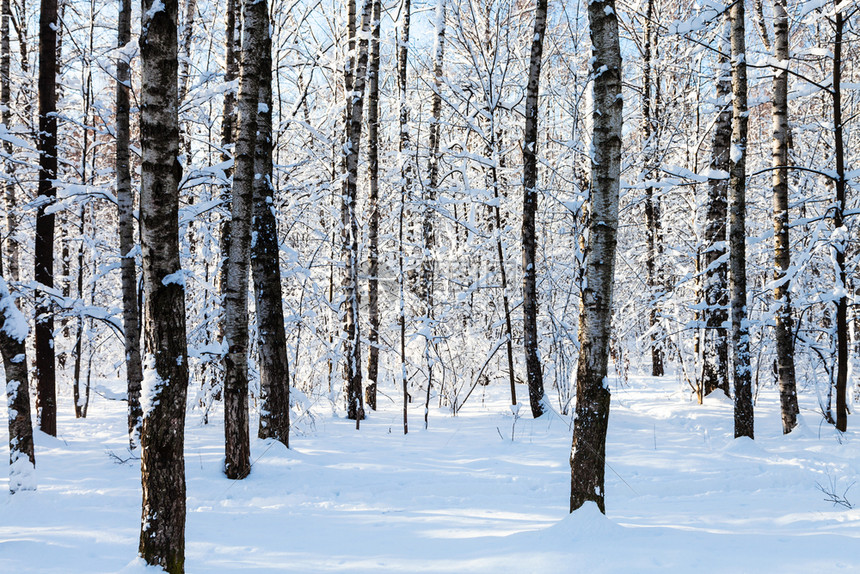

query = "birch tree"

[
  {"left": 641, "top": 0, "right": 663, "bottom": 377},
  {"left": 521, "top": 0, "right": 547, "bottom": 418},
  {"left": 570, "top": 0, "right": 622, "bottom": 514},
  {"left": 1, "top": 277, "right": 35, "bottom": 494},
  {"left": 729, "top": 0, "right": 753, "bottom": 439},
  {"left": 771, "top": 0, "right": 799, "bottom": 433},
  {"left": 365, "top": 0, "right": 381, "bottom": 411},
  {"left": 1, "top": 0, "right": 19, "bottom": 284},
  {"left": 138, "top": 0, "right": 190, "bottom": 568},
  {"left": 224, "top": 0, "right": 268, "bottom": 477},
  {"left": 116, "top": 0, "right": 143, "bottom": 446},
  {"left": 340, "top": 0, "right": 372, "bottom": 422},
  {"left": 702, "top": 20, "right": 731, "bottom": 398},
  {"left": 252, "top": 8, "right": 290, "bottom": 446}
]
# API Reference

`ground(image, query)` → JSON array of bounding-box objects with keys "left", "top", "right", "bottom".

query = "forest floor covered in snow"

[{"left": 1, "top": 374, "right": 859, "bottom": 572}]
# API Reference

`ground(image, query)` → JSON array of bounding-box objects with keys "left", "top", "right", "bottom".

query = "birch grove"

[{"left": 0, "top": 0, "right": 858, "bottom": 566}]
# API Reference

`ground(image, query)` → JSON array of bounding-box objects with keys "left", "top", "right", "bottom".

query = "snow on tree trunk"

[
  {"left": 729, "top": 0, "right": 754, "bottom": 439},
  {"left": 771, "top": 0, "right": 799, "bottom": 434},
  {"left": 1, "top": 0, "right": 19, "bottom": 284},
  {"left": 213, "top": 0, "right": 240, "bottom": 403},
  {"left": 832, "top": 2, "right": 848, "bottom": 433},
  {"left": 35, "top": 0, "right": 59, "bottom": 437},
  {"left": 138, "top": 0, "right": 190, "bottom": 569},
  {"left": 223, "top": 0, "right": 267, "bottom": 478},
  {"left": 641, "top": 0, "right": 663, "bottom": 378},
  {"left": 570, "top": 0, "right": 622, "bottom": 515},
  {"left": 1, "top": 277, "right": 35, "bottom": 494},
  {"left": 702, "top": 20, "right": 731, "bottom": 399},
  {"left": 365, "top": 0, "right": 381, "bottom": 411},
  {"left": 340, "top": 0, "right": 372, "bottom": 423},
  {"left": 116, "top": 0, "right": 143, "bottom": 448},
  {"left": 252, "top": 15, "right": 290, "bottom": 447},
  {"left": 522, "top": 0, "right": 547, "bottom": 418}
]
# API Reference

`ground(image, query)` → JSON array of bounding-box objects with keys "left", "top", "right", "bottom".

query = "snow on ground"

[{"left": 1, "top": 375, "right": 859, "bottom": 573}]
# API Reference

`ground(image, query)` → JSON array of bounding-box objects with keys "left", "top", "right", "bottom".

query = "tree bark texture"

[
  {"left": 1, "top": 277, "right": 35, "bottom": 494},
  {"left": 138, "top": 0, "right": 190, "bottom": 570},
  {"left": 771, "top": 0, "right": 799, "bottom": 434},
  {"left": 420, "top": 0, "right": 446, "bottom": 423},
  {"left": 340, "top": 0, "right": 372, "bottom": 422},
  {"left": 642, "top": 0, "right": 663, "bottom": 378},
  {"left": 35, "top": 0, "right": 59, "bottom": 437},
  {"left": 832, "top": 3, "right": 848, "bottom": 433},
  {"left": 365, "top": 0, "right": 381, "bottom": 411},
  {"left": 570, "top": 0, "right": 621, "bottom": 514},
  {"left": 252, "top": 14, "right": 290, "bottom": 447},
  {"left": 729, "top": 0, "right": 754, "bottom": 439},
  {"left": 224, "top": 0, "right": 266, "bottom": 478},
  {"left": 216, "top": 0, "right": 240, "bottom": 380},
  {"left": 117, "top": 0, "right": 143, "bottom": 447},
  {"left": 521, "top": 0, "right": 547, "bottom": 418},
  {"left": 1, "top": 0, "right": 19, "bottom": 284},
  {"left": 702, "top": 20, "right": 731, "bottom": 398}
]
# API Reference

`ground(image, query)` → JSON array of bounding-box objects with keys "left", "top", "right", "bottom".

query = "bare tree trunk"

[
  {"left": 365, "top": 0, "right": 381, "bottom": 411},
  {"left": 642, "top": 0, "right": 663, "bottom": 377},
  {"left": 570, "top": 0, "right": 622, "bottom": 514},
  {"left": 116, "top": 0, "right": 142, "bottom": 447},
  {"left": 34, "top": 0, "right": 59, "bottom": 437},
  {"left": 1, "top": 277, "right": 35, "bottom": 493},
  {"left": 771, "top": 0, "right": 798, "bottom": 434},
  {"left": 421, "top": 0, "right": 446, "bottom": 428},
  {"left": 521, "top": 0, "right": 547, "bottom": 418},
  {"left": 832, "top": 3, "right": 848, "bottom": 433},
  {"left": 702, "top": 20, "right": 731, "bottom": 398},
  {"left": 252, "top": 14, "right": 290, "bottom": 446},
  {"left": 224, "top": 0, "right": 267, "bottom": 478},
  {"left": 488, "top": 134, "right": 517, "bottom": 411},
  {"left": 397, "top": 0, "right": 412, "bottom": 215},
  {"left": 340, "top": 0, "right": 372, "bottom": 423},
  {"left": 73, "top": 205, "right": 85, "bottom": 418},
  {"left": 178, "top": 0, "right": 196, "bottom": 105},
  {"left": 396, "top": 0, "right": 412, "bottom": 429},
  {"left": 138, "top": 0, "right": 189, "bottom": 569},
  {"left": 729, "top": 0, "right": 753, "bottom": 439},
  {"left": 1, "top": 0, "right": 18, "bottom": 284},
  {"left": 215, "top": 0, "right": 240, "bottom": 398},
  {"left": 74, "top": 53, "right": 93, "bottom": 420}
]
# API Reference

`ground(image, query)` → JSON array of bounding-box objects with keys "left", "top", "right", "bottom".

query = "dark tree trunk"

[
  {"left": 365, "top": 0, "right": 381, "bottom": 411},
  {"left": 832, "top": 3, "right": 848, "bottom": 433},
  {"left": 252, "top": 16, "right": 290, "bottom": 447},
  {"left": 117, "top": 0, "right": 143, "bottom": 447},
  {"left": 729, "top": 0, "right": 753, "bottom": 439},
  {"left": 138, "top": 0, "right": 190, "bottom": 570},
  {"left": 487, "top": 132, "right": 517, "bottom": 412},
  {"left": 1, "top": 278, "right": 35, "bottom": 493},
  {"left": 521, "top": 0, "right": 547, "bottom": 418},
  {"left": 570, "top": 0, "right": 622, "bottom": 514},
  {"left": 35, "top": 0, "right": 59, "bottom": 437},
  {"left": 771, "top": 0, "right": 799, "bottom": 434}
]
